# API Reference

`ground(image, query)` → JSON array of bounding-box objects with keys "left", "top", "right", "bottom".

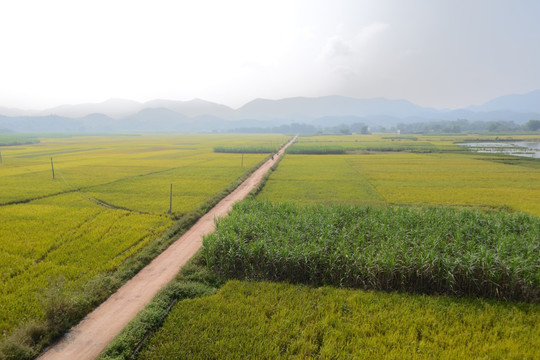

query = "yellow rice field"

[
  {"left": 0, "top": 134, "right": 286, "bottom": 335},
  {"left": 258, "top": 135, "right": 540, "bottom": 216}
]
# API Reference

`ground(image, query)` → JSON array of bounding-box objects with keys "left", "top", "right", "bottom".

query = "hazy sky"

[{"left": 1, "top": 0, "right": 539, "bottom": 110}]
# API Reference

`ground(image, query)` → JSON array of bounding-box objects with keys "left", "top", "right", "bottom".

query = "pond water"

[{"left": 457, "top": 141, "right": 540, "bottom": 158}]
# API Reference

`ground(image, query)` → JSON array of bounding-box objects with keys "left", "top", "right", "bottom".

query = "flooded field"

[{"left": 458, "top": 141, "right": 540, "bottom": 158}]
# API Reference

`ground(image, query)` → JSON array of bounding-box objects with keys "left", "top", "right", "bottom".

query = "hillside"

[{"left": 0, "top": 91, "right": 539, "bottom": 133}]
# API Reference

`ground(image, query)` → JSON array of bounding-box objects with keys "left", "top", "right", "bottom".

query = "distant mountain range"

[
  {"left": 1, "top": 90, "right": 539, "bottom": 133},
  {"left": 468, "top": 89, "right": 540, "bottom": 113}
]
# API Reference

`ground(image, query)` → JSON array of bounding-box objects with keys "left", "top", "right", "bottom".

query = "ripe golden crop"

[{"left": 0, "top": 133, "right": 285, "bottom": 335}]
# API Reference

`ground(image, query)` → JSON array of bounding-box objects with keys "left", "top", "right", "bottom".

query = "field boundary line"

[
  {"left": 0, "top": 158, "right": 215, "bottom": 209},
  {"left": 37, "top": 136, "right": 296, "bottom": 360},
  {"left": 345, "top": 157, "right": 387, "bottom": 203}
]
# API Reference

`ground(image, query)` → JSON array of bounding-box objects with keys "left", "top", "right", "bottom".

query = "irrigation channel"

[{"left": 38, "top": 136, "right": 297, "bottom": 360}]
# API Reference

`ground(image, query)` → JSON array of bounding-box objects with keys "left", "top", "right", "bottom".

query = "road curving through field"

[{"left": 38, "top": 136, "right": 297, "bottom": 360}]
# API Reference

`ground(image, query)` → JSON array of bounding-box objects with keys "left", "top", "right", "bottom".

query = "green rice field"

[
  {"left": 139, "top": 280, "right": 539, "bottom": 359},
  {"left": 133, "top": 134, "right": 540, "bottom": 360},
  {"left": 258, "top": 151, "right": 540, "bottom": 216}
]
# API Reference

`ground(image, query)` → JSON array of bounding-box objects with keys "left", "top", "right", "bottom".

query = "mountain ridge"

[
  {"left": 2, "top": 90, "right": 539, "bottom": 119},
  {"left": 1, "top": 90, "right": 539, "bottom": 133},
  {"left": 468, "top": 89, "right": 540, "bottom": 113}
]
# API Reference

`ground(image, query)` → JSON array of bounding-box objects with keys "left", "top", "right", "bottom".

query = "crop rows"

[
  {"left": 0, "top": 134, "right": 39, "bottom": 146},
  {"left": 257, "top": 154, "right": 385, "bottom": 206},
  {"left": 289, "top": 133, "right": 540, "bottom": 154},
  {"left": 352, "top": 152, "right": 540, "bottom": 216},
  {"left": 203, "top": 200, "right": 540, "bottom": 301},
  {"left": 101, "top": 134, "right": 540, "bottom": 359},
  {"left": 0, "top": 134, "right": 278, "bottom": 207},
  {"left": 0, "top": 193, "right": 171, "bottom": 334},
  {"left": 213, "top": 145, "right": 280, "bottom": 153},
  {"left": 0, "top": 134, "right": 285, "bottom": 337},
  {"left": 286, "top": 134, "right": 444, "bottom": 154},
  {"left": 258, "top": 152, "right": 540, "bottom": 216},
  {"left": 285, "top": 144, "right": 346, "bottom": 154},
  {"left": 285, "top": 143, "right": 437, "bottom": 154},
  {"left": 82, "top": 153, "right": 266, "bottom": 214},
  {"left": 139, "top": 280, "right": 539, "bottom": 359}
]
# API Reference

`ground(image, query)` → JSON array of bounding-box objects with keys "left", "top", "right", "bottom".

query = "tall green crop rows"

[{"left": 203, "top": 200, "right": 540, "bottom": 302}]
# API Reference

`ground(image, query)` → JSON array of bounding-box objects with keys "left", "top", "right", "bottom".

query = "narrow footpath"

[{"left": 39, "top": 136, "right": 296, "bottom": 360}]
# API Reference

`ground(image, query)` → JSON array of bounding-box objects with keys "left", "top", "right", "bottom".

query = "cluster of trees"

[
  {"left": 227, "top": 119, "right": 539, "bottom": 135},
  {"left": 229, "top": 123, "right": 318, "bottom": 134},
  {"left": 323, "top": 122, "right": 370, "bottom": 135},
  {"left": 230, "top": 122, "right": 370, "bottom": 135},
  {"left": 396, "top": 119, "right": 540, "bottom": 134},
  {"left": 525, "top": 119, "right": 540, "bottom": 131}
]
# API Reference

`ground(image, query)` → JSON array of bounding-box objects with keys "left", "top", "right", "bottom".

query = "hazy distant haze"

[
  {"left": 1, "top": 0, "right": 539, "bottom": 111},
  {"left": 2, "top": 91, "right": 539, "bottom": 134}
]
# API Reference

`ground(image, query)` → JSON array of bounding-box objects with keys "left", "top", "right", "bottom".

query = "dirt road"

[{"left": 38, "top": 137, "right": 296, "bottom": 360}]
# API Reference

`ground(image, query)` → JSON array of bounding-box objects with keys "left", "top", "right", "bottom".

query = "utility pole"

[
  {"left": 50, "top": 157, "right": 55, "bottom": 179},
  {"left": 168, "top": 184, "right": 172, "bottom": 214},
  {"left": 241, "top": 153, "right": 244, "bottom": 168}
]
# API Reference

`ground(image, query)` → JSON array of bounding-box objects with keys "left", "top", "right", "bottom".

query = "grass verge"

[
  {"left": 214, "top": 145, "right": 279, "bottom": 153},
  {"left": 246, "top": 151, "right": 285, "bottom": 199},
  {"left": 97, "top": 254, "right": 223, "bottom": 360}
]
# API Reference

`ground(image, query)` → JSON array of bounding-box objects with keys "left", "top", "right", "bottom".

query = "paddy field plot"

[
  {"left": 139, "top": 281, "right": 539, "bottom": 360},
  {"left": 286, "top": 133, "right": 540, "bottom": 154},
  {"left": 259, "top": 136, "right": 540, "bottom": 216},
  {"left": 109, "top": 134, "right": 540, "bottom": 360},
  {"left": 286, "top": 134, "right": 440, "bottom": 153},
  {"left": 139, "top": 199, "right": 539, "bottom": 359},
  {"left": 0, "top": 134, "right": 286, "bottom": 336},
  {"left": 255, "top": 154, "right": 386, "bottom": 206}
]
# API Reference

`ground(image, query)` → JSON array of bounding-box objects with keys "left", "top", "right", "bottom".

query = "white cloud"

[
  {"left": 320, "top": 22, "right": 390, "bottom": 61},
  {"left": 323, "top": 36, "right": 354, "bottom": 58},
  {"left": 1, "top": 1, "right": 538, "bottom": 110},
  {"left": 358, "top": 22, "right": 390, "bottom": 42}
]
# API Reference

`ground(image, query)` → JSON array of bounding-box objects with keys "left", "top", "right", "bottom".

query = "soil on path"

[{"left": 38, "top": 137, "right": 296, "bottom": 360}]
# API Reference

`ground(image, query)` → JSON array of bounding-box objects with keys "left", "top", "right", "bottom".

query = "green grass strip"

[
  {"left": 214, "top": 145, "right": 279, "bottom": 153},
  {"left": 97, "top": 254, "right": 223, "bottom": 360}
]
